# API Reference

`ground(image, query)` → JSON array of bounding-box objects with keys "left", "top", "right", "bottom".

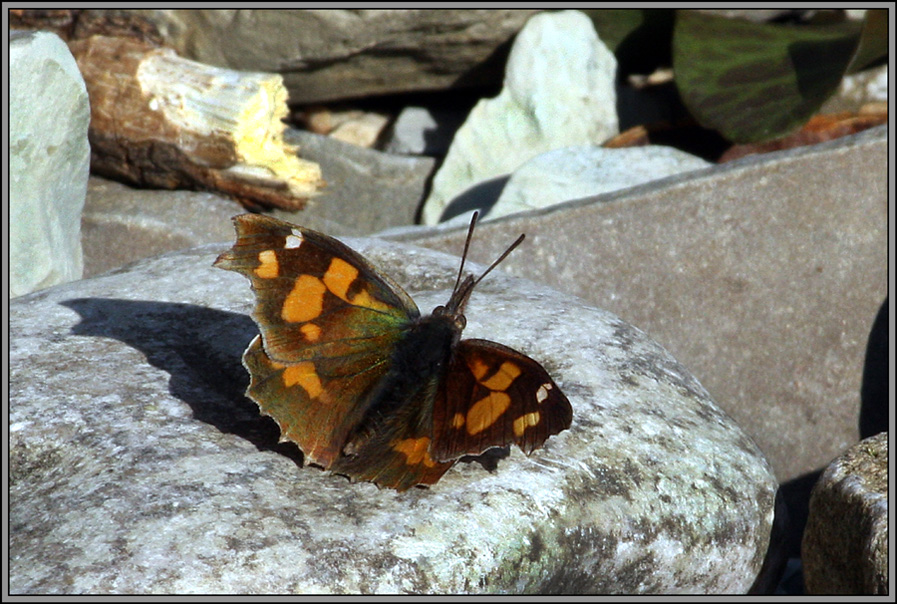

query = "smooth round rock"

[
  {"left": 10, "top": 236, "right": 776, "bottom": 593},
  {"left": 488, "top": 145, "right": 711, "bottom": 220}
]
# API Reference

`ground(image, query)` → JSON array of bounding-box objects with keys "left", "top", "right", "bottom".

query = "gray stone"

[
  {"left": 802, "top": 432, "right": 888, "bottom": 594},
  {"left": 283, "top": 129, "right": 434, "bottom": 236},
  {"left": 421, "top": 10, "right": 619, "bottom": 225},
  {"left": 10, "top": 30, "right": 90, "bottom": 297},
  {"left": 382, "top": 106, "right": 467, "bottom": 157},
  {"left": 10, "top": 235, "right": 775, "bottom": 593},
  {"left": 118, "top": 9, "right": 538, "bottom": 103},
  {"left": 488, "top": 145, "right": 711, "bottom": 220},
  {"left": 390, "top": 126, "right": 888, "bottom": 485},
  {"left": 82, "top": 177, "right": 240, "bottom": 278},
  {"left": 81, "top": 131, "right": 434, "bottom": 279}
]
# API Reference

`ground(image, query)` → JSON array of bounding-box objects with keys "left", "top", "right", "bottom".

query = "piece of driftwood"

[{"left": 68, "top": 35, "right": 323, "bottom": 210}]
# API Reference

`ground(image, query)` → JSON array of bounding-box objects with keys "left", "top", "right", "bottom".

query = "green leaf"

[
  {"left": 584, "top": 9, "right": 675, "bottom": 74},
  {"left": 673, "top": 11, "right": 865, "bottom": 143}
]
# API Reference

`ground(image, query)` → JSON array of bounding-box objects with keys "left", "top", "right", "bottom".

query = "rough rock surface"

[
  {"left": 10, "top": 236, "right": 775, "bottom": 594},
  {"left": 802, "top": 432, "right": 888, "bottom": 595}
]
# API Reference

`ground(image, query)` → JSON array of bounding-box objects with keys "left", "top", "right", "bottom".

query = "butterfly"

[{"left": 214, "top": 212, "right": 572, "bottom": 491}]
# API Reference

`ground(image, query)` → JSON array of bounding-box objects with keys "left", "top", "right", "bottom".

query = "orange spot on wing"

[
  {"left": 255, "top": 250, "right": 279, "bottom": 279},
  {"left": 392, "top": 437, "right": 436, "bottom": 467},
  {"left": 466, "top": 391, "right": 511, "bottom": 435},
  {"left": 348, "top": 288, "right": 389, "bottom": 312},
  {"left": 300, "top": 323, "right": 321, "bottom": 342},
  {"left": 322, "top": 257, "right": 358, "bottom": 302},
  {"left": 478, "top": 361, "right": 521, "bottom": 391},
  {"left": 513, "top": 412, "right": 541, "bottom": 437},
  {"left": 451, "top": 413, "right": 465, "bottom": 428},
  {"left": 282, "top": 361, "right": 324, "bottom": 399},
  {"left": 469, "top": 358, "right": 490, "bottom": 381},
  {"left": 282, "top": 275, "right": 326, "bottom": 323},
  {"left": 323, "top": 257, "right": 389, "bottom": 312}
]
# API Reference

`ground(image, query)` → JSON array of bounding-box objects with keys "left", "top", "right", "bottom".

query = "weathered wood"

[{"left": 69, "top": 35, "right": 323, "bottom": 210}]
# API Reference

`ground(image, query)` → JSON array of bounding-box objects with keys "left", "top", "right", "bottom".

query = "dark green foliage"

[{"left": 586, "top": 9, "right": 886, "bottom": 143}]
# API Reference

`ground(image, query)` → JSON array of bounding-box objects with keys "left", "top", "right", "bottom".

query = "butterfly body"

[{"left": 216, "top": 213, "right": 572, "bottom": 491}]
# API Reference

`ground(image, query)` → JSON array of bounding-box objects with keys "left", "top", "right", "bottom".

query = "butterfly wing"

[
  {"left": 430, "top": 339, "right": 572, "bottom": 462},
  {"left": 215, "top": 214, "right": 420, "bottom": 468},
  {"left": 327, "top": 385, "right": 457, "bottom": 491}
]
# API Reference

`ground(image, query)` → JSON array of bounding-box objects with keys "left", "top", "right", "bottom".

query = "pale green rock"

[{"left": 10, "top": 31, "right": 90, "bottom": 297}]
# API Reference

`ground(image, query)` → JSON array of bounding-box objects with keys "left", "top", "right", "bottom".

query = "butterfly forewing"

[
  {"left": 215, "top": 214, "right": 419, "bottom": 365},
  {"left": 430, "top": 339, "right": 573, "bottom": 462},
  {"left": 215, "top": 214, "right": 420, "bottom": 469}
]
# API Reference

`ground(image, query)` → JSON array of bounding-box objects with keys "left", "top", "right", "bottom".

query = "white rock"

[
  {"left": 10, "top": 235, "right": 776, "bottom": 593},
  {"left": 488, "top": 145, "right": 712, "bottom": 220},
  {"left": 10, "top": 31, "right": 90, "bottom": 297},
  {"left": 422, "top": 10, "right": 619, "bottom": 225}
]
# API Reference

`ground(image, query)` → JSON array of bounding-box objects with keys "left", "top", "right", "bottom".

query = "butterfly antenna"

[
  {"left": 473, "top": 232, "right": 525, "bottom": 288},
  {"left": 453, "top": 211, "right": 479, "bottom": 294}
]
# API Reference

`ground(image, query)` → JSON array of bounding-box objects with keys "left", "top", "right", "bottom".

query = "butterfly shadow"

[{"left": 60, "top": 297, "right": 305, "bottom": 467}]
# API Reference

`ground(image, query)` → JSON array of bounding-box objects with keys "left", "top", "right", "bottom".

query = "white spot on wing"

[
  {"left": 285, "top": 230, "right": 303, "bottom": 249},
  {"left": 536, "top": 383, "right": 552, "bottom": 403}
]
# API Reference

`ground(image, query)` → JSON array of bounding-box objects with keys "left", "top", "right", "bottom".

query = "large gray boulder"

[{"left": 10, "top": 235, "right": 775, "bottom": 593}]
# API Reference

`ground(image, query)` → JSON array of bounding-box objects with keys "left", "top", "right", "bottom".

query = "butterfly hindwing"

[
  {"left": 328, "top": 381, "right": 457, "bottom": 491},
  {"left": 242, "top": 334, "right": 385, "bottom": 468},
  {"left": 215, "top": 214, "right": 420, "bottom": 468},
  {"left": 430, "top": 339, "right": 573, "bottom": 462}
]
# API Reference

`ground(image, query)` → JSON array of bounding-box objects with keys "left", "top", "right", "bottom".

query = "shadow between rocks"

[
  {"left": 756, "top": 297, "right": 890, "bottom": 595},
  {"left": 438, "top": 175, "right": 510, "bottom": 223},
  {"left": 859, "top": 296, "right": 888, "bottom": 439},
  {"left": 60, "top": 297, "right": 305, "bottom": 467}
]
